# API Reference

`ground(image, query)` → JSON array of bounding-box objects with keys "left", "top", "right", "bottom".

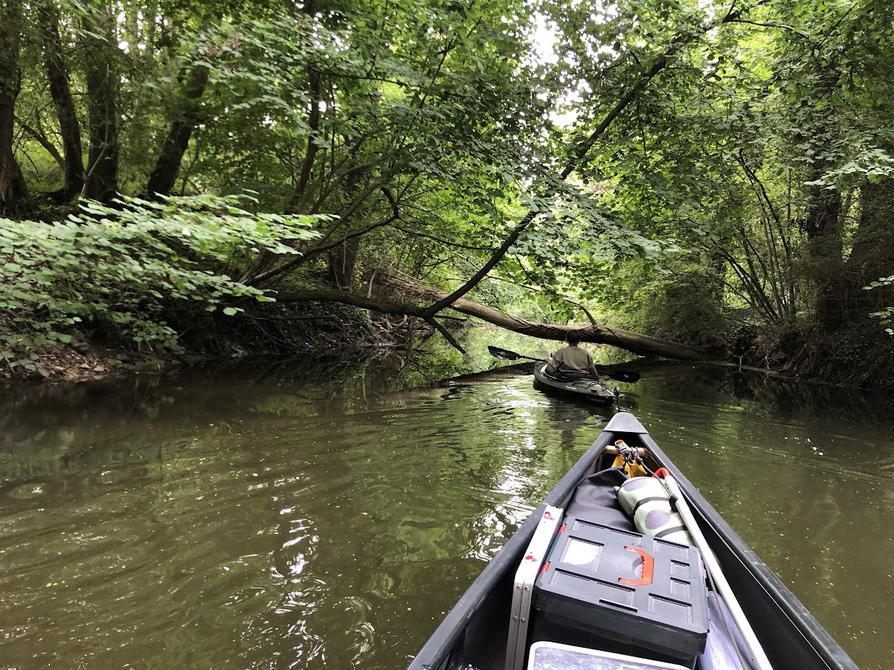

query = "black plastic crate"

[{"left": 533, "top": 516, "right": 708, "bottom": 665}]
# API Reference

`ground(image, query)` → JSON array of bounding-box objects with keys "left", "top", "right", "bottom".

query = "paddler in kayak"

[{"left": 546, "top": 333, "right": 600, "bottom": 379}]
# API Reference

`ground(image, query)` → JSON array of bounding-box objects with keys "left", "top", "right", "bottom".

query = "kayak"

[
  {"left": 408, "top": 412, "right": 857, "bottom": 670},
  {"left": 533, "top": 362, "right": 616, "bottom": 404}
]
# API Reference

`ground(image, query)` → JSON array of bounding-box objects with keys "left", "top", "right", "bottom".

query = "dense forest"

[{"left": 1, "top": 0, "right": 892, "bottom": 386}]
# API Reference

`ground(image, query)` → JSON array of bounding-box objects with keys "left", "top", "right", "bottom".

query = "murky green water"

[{"left": 1, "top": 357, "right": 892, "bottom": 669}]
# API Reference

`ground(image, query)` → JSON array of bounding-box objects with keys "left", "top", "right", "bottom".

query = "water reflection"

[{"left": 0, "top": 357, "right": 892, "bottom": 669}]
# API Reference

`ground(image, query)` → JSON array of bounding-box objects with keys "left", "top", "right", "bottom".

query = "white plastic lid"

[{"left": 527, "top": 641, "right": 690, "bottom": 670}]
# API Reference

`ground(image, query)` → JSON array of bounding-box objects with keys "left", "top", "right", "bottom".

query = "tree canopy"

[{"left": 2, "top": 0, "right": 893, "bottom": 382}]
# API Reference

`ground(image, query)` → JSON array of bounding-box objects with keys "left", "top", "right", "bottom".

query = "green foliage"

[
  {"left": 866, "top": 275, "right": 894, "bottom": 335},
  {"left": 807, "top": 148, "right": 894, "bottom": 190},
  {"left": 6, "top": 0, "right": 894, "bottom": 373},
  {"left": 0, "top": 195, "right": 322, "bottom": 373},
  {"left": 515, "top": 0, "right": 894, "bottom": 339}
]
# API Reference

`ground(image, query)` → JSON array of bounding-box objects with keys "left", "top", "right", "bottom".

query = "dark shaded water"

[{"left": 1, "top": 358, "right": 893, "bottom": 669}]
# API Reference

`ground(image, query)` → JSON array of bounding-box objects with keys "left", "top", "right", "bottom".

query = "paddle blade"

[
  {"left": 487, "top": 345, "right": 521, "bottom": 360},
  {"left": 602, "top": 370, "right": 641, "bottom": 383}
]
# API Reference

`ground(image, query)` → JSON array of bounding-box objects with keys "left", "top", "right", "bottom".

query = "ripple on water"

[{"left": 5, "top": 482, "right": 46, "bottom": 499}]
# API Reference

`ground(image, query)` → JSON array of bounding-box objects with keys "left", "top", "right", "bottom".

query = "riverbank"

[
  {"left": 3, "top": 297, "right": 480, "bottom": 385},
  {"left": 740, "top": 320, "right": 894, "bottom": 391},
  {"left": 2, "top": 301, "right": 415, "bottom": 384},
  {"left": 5, "top": 299, "right": 893, "bottom": 392},
  {"left": 635, "top": 313, "right": 894, "bottom": 392}
]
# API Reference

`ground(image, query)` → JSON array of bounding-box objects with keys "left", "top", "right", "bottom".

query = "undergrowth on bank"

[{"left": 0, "top": 195, "right": 323, "bottom": 376}]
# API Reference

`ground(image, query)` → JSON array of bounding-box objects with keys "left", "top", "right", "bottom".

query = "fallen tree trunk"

[{"left": 274, "top": 278, "right": 723, "bottom": 361}]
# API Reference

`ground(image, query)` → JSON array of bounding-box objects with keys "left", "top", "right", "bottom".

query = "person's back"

[
  {"left": 552, "top": 345, "right": 593, "bottom": 372},
  {"left": 547, "top": 335, "right": 599, "bottom": 378}
]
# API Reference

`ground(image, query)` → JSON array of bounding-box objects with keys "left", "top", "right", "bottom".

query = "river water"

[{"left": 1, "top": 354, "right": 892, "bottom": 669}]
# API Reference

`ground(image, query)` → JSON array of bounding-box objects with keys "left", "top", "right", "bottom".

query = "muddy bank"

[
  {"left": 741, "top": 321, "right": 894, "bottom": 391},
  {"left": 3, "top": 301, "right": 427, "bottom": 384}
]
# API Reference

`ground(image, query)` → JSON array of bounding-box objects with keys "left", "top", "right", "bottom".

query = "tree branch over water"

[{"left": 420, "top": 1, "right": 767, "bottom": 319}]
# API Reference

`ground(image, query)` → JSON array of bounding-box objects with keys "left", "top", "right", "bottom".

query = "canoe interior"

[{"left": 408, "top": 413, "right": 857, "bottom": 670}]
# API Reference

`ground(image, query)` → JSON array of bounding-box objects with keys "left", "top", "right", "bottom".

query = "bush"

[
  {"left": 866, "top": 273, "right": 894, "bottom": 335},
  {"left": 0, "top": 194, "right": 323, "bottom": 374}
]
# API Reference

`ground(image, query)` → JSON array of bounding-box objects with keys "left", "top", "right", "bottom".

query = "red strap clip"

[
  {"left": 619, "top": 546, "right": 654, "bottom": 587},
  {"left": 654, "top": 467, "right": 670, "bottom": 479}
]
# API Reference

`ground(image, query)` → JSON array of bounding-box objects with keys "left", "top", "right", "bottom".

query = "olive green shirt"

[{"left": 549, "top": 344, "right": 599, "bottom": 377}]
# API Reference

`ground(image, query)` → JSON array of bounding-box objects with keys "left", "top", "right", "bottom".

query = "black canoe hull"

[
  {"left": 408, "top": 412, "right": 857, "bottom": 670},
  {"left": 532, "top": 363, "right": 615, "bottom": 404}
]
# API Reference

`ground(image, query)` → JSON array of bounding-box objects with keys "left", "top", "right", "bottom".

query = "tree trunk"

[
  {"left": 287, "top": 0, "right": 322, "bottom": 213},
  {"left": 145, "top": 63, "right": 210, "bottom": 197},
  {"left": 82, "top": 4, "right": 119, "bottom": 202},
  {"left": 327, "top": 237, "right": 360, "bottom": 289},
  {"left": 845, "top": 175, "right": 894, "bottom": 315},
  {"left": 39, "top": 0, "right": 84, "bottom": 200},
  {"left": 803, "top": 173, "right": 843, "bottom": 330},
  {"left": 274, "top": 274, "right": 722, "bottom": 361},
  {"left": 0, "top": 0, "right": 28, "bottom": 214}
]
